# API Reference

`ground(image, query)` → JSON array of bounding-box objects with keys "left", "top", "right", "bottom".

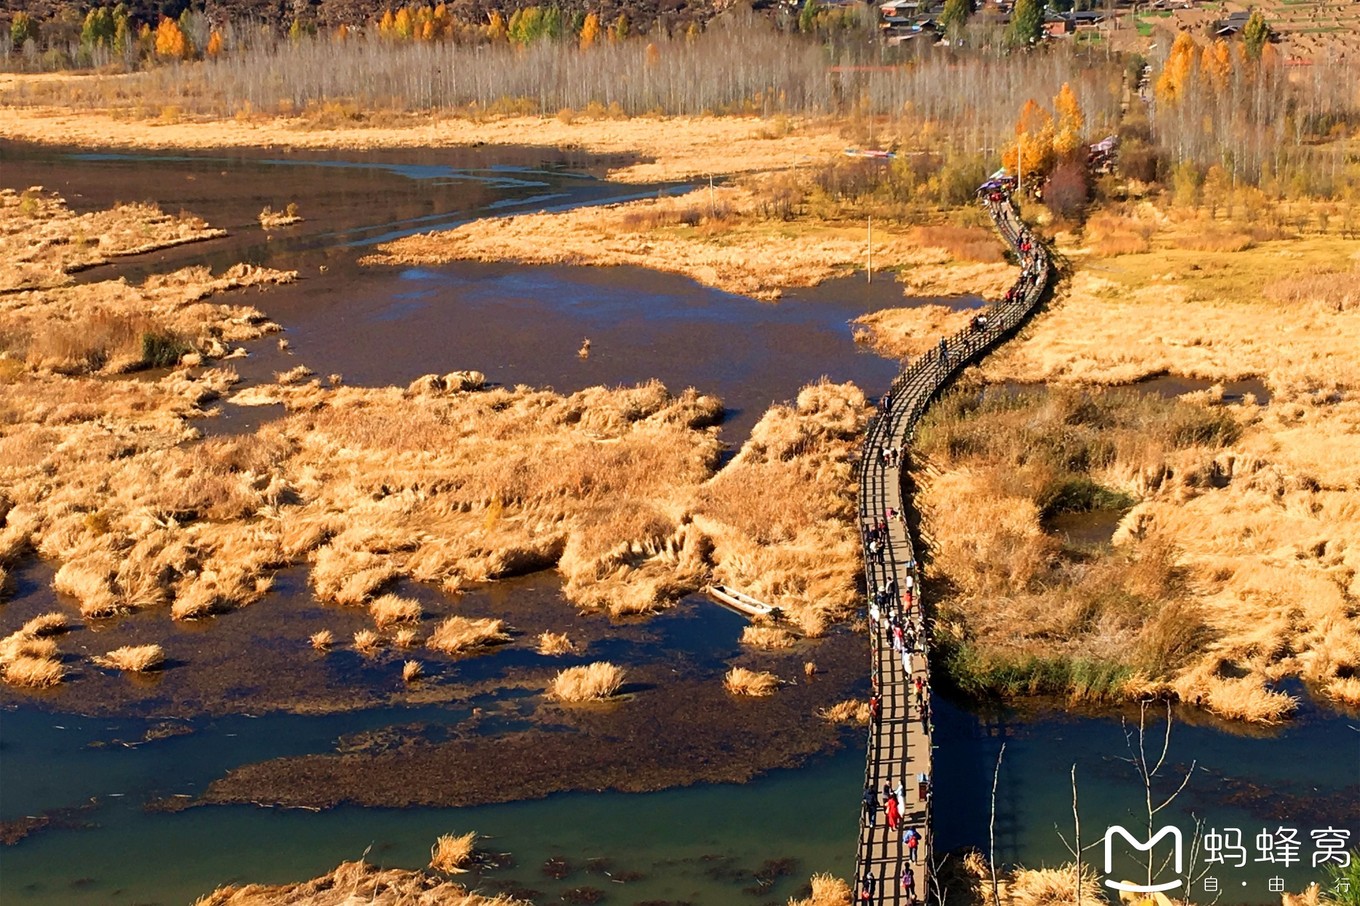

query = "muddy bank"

[{"left": 196, "top": 631, "right": 862, "bottom": 809}]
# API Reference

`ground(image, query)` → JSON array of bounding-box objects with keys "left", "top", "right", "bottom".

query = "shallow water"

[{"left": 0, "top": 144, "right": 1353, "bottom": 905}]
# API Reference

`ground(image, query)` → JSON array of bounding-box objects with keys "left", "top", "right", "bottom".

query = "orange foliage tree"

[
  {"left": 1001, "top": 98, "right": 1054, "bottom": 184},
  {"left": 1155, "top": 31, "right": 1198, "bottom": 106},
  {"left": 1052, "top": 82, "right": 1085, "bottom": 161},
  {"left": 154, "top": 16, "right": 190, "bottom": 59},
  {"left": 578, "top": 11, "right": 599, "bottom": 49}
]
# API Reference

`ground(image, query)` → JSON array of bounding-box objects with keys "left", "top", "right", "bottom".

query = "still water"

[{"left": 0, "top": 145, "right": 1355, "bottom": 906}]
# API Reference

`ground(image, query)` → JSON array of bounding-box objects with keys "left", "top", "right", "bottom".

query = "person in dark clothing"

[{"left": 862, "top": 784, "right": 878, "bottom": 825}]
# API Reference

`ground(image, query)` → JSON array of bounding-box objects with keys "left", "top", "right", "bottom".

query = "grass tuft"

[
  {"left": 427, "top": 616, "right": 510, "bottom": 655},
  {"left": 310, "top": 629, "right": 335, "bottom": 651},
  {"left": 536, "top": 631, "right": 577, "bottom": 656},
  {"left": 369, "top": 593, "right": 421, "bottom": 628},
  {"left": 94, "top": 643, "right": 164, "bottom": 672},
  {"left": 429, "top": 831, "right": 477, "bottom": 873},
  {"left": 402, "top": 660, "right": 424, "bottom": 682},
  {"left": 740, "top": 624, "right": 797, "bottom": 650},
  {"left": 353, "top": 629, "right": 383, "bottom": 656},
  {"left": 549, "top": 661, "right": 626, "bottom": 701},
  {"left": 724, "top": 666, "right": 779, "bottom": 696},
  {"left": 3, "top": 655, "right": 65, "bottom": 687}
]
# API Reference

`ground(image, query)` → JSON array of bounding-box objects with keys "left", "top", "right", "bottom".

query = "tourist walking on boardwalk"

[
  {"left": 862, "top": 784, "right": 878, "bottom": 825},
  {"left": 895, "top": 782, "right": 907, "bottom": 819},
  {"left": 885, "top": 789, "right": 901, "bottom": 831},
  {"left": 915, "top": 677, "right": 926, "bottom": 711},
  {"left": 902, "top": 865, "right": 917, "bottom": 906},
  {"left": 859, "top": 871, "right": 876, "bottom": 902},
  {"left": 905, "top": 826, "right": 921, "bottom": 862},
  {"left": 937, "top": 337, "right": 949, "bottom": 368}
]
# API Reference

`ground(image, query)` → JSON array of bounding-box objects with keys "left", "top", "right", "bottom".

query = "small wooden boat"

[{"left": 705, "top": 584, "right": 781, "bottom": 619}]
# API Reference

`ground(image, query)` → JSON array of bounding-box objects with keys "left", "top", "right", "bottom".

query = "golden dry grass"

[
  {"left": 0, "top": 102, "right": 847, "bottom": 184},
  {"left": 999, "top": 864, "right": 1102, "bottom": 906},
  {"left": 740, "top": 624, "right": 797, "bottom": 650},
  {"left": 402, "top": 660, "right": 423, "bottom": 682},
  {"left": 429, "top": 831, "right": 477, "bottom": 873},
  {"left": 392, "top": 628, "right": 419, "bottom": 649},
  {"left": 369, "top": 594, "right": 421, "bottom": 628},
  {"left": 787, "top": 873, "right": 852, "bottom": 906},
  {"left": 427, "top": 616, "right": 510, "bottom": 655},
  {"left": 819, "top": 699, "right": 871, "bottom": 724},
  {"left": 1, "top": 192, "right": 291, "bottom": 377},
  {"left": 19, "top": 611, "right": 69, "bottom": 637},
  {"left": 364, "top": 186, "right": 1014, "bottom": 301},
  {"left": 1, "top": 187, "right": 225, "bottom": 292},
  {"left": 353, "top": 630, "right": 383, "bottom": 655},
  {"left": 309, "top": 630, "right": 334, "bottom": 651},
  {"left": 549, "top": 661, "right": 625, "bottom": 701},
  {"left": 535, "top": 631, "right": 576, "bottom": 656},
  {"left": 855, "top": 202, "right": 1360, "bottom": 722},
  {"left": 192, "top": 858, "right": 522, "bottom": 906},
  {"left": 258, "top": 204, "right": 302, "bottom": 230},
  {"left": 3, "top": 654, "right": 66, "bottom": 687},
  {"left": 724, "top": 666, "right": 779, "bottom": 696},
  {"left": 94, "top": 643, "right": 165, "bottom": 672}
]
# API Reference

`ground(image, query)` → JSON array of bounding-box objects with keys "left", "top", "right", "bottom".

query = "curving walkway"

[{"left": 852, "top": 188, "right": 1053, "bottom": 904}]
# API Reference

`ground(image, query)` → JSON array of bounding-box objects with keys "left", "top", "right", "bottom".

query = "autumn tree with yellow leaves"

[
  {"left": 1002, "top": 98, "right": 1054, "bottom": 185},
  {"left": 578, "top": 12, "right": 599, "bottom": 49},
  {"left": 1051, "top": 82, "right": 1084, "bottom": 161},
  {"left": 154, "top": 16, "right": 190, "bottom": 59},
  {"left": 1155, "top": 31, "right": 1197, "bottom": 106}
]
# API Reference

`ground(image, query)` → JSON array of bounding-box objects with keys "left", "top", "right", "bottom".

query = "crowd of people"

[{"left": 854, "top": 182, "right": 1043, "bottom": 905}]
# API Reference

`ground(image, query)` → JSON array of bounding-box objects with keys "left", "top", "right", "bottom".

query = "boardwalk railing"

[{"left": 852, "top": 188, "right": 1054, "bottom": 905}]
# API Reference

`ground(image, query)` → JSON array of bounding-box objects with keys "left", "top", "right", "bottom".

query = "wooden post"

[
  {"left": 708, "top": 173, "right": 715, "bottom": 218},
  {"left": 867, "top": 216, "right": 873, "bottom": 284}
]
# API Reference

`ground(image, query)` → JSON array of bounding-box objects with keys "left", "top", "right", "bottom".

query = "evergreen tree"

[
  {"left": 799, "top": 0, "right": 820, "bottom": 35},
  {"left": 1242, "top": 10, "right": 1269, "bottom": 61},
  {"left": 938, "top": 0, "right": 970, "bottom": 42},
  {"left": 1007, "top": 0, "right": 1044, "bottom": 48}
]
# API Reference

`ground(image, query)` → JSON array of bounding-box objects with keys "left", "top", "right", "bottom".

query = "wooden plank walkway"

[{"left": 852, "top": 187, "right": 1053, "bottom": 905}]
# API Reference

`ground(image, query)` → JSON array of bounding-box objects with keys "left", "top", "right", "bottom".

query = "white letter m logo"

[{"left": 1102, "top": 825, "right": 1184, "bottom": 893}]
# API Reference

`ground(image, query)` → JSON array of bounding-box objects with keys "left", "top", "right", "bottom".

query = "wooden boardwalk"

[{"left": 853, "top": 188, "right": 1053, "bottom": 904}]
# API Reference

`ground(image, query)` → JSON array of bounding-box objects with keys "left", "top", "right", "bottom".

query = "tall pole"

[
  {"left": 867, "top": 216, "right": 873, "bottom": 284},
  {"left": 1017, "top": 133, "right": 1023, "bottom": 196}
]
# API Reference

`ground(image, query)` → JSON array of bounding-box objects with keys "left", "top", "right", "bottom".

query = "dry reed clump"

[
  {"left": 309, "top": 630, "right": 335, "bottom": 651},
  {"left": 549, "top": 661, "right": 626, "bottom": 701},
  {"left": 94, "top": 643, "right": 165, "bottom": 672},
  {"left": 819, "top": 699, "right": 871, "bottom": 724},
  {"left": 787, "top": 873, "right": 852, "bottom": 906},
  {"left": 369, "top": 594, "right": 421, "bottom": 628},
  {"left": 402, "top": 660, "right": 424, "bottom": 682},
  {"left": 258, "top": 203, "right": 302, "bottom": 230},
  {"left": 999, "top": 864, "right": 1102, "bottom": 906},
  {"left": 353, "top": 629, "right": 383, "bottom": 655},
  {"left": 429, "top": 831, "right": 478, "bottom": 873},
  {"left": 275, "top": 365, "right": 315, "bottom": 385},
  {"left": 392, "top": 628, "right": 419, "bottom": 649},
  {"left": 740, "top": 623, "right": 797, "bottom": 650},
  {"left": 19, "top": 612, "right": 69, "bottom": 637},
  {"left": 724, "top": 666, "right": 779, "bottom": 696},
  {"left": 1179, "top": 226, "right": 1254, "bottom": 253},
  {"left": 3, "top": 654, "right": 66, "bottom": 687},
  {"left": 191, "top": 857, "right": 524, "bottom": 905},
  {"left": 427, "top": 616, "right": 510, "bottom": 655},
  {"left": 536, "top": 631, "right": 576, "bottom": 656}
]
